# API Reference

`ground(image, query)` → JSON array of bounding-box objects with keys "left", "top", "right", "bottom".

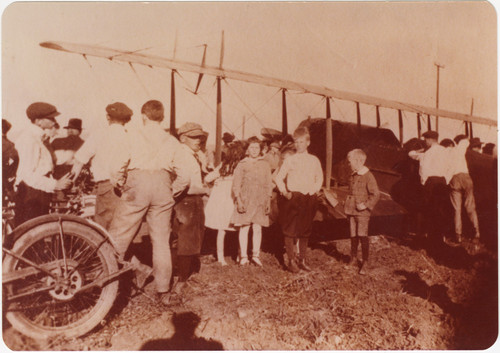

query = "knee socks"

[
  {"left": 360, "top": 237, "right": 369, "bottom": 262},
  {"left": 350, "top": 237, "right": 359, "bottom": 259}
]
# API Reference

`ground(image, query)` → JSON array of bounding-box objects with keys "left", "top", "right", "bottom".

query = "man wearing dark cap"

[
  {"left": 14, "top": 102, "right": 72, "bottom": 226},
  {"left": 72, "top": 103, "right": 132, "bottom": 230},
  {"left": 170, "top": 122, "right": 210, "bottom": 297},
  {"left": 51, "top": 118, "right": 85, "bottom": 179},
  {"left": 108, "top": 100, "right": 183, "bottom": 298},
  {"left": 2, "top": 119, "right": 19, "bottom": 204},
  {"left": 409, "top": 130, "right": 453, "bottom": 243}
]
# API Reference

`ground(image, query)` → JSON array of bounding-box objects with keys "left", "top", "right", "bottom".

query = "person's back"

[{"left": 108, "top": 100, "right": 181, "bottom": 301}]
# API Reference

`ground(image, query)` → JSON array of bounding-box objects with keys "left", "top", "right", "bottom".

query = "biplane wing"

[{"left": 40, "top": 41, "right": 496, "bottom": 127}]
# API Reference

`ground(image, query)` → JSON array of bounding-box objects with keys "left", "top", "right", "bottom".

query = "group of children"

[{"left": 203, "top": 126, "right": 380, "bottom": 275}]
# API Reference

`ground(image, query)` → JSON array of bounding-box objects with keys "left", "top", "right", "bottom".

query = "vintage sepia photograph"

[{"left": 1, "top": 1, "right": 498, "bottom": 350}]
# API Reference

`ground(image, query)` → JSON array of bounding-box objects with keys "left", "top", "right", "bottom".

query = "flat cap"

[
  {"left": 106, "top": 102, "right": 133, "bottom": 121},
  {"left": 223, "top": 132, "right": 235, "bottom": 143},
  {"left": 422, "top": 130, "right": 439, "bottom": 140},
  {"left": 26, "top": 102, "right": 60, "bottom": 122},
  {"left": 177, "top": 122, "right": 208, "bottom": 138}
]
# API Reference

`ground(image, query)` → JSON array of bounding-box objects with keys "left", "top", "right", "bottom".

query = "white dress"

[{"left": 205, "top": 175, "right": 236, "bottom": 231}]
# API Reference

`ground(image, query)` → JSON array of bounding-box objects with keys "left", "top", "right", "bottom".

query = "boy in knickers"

[{"left": 344, "top": 149, "right": 380, "bottom": 275}]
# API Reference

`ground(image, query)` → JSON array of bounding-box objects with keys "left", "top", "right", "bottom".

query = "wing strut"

[
  {"left": 214, "top": 31, "right": 225, "bottom": 167},
  {"left": 282, "top": 88, "right": 288, "bottom": 137},
  {"left": 325, "top": 97, "right": 333, "bottom": 189}
]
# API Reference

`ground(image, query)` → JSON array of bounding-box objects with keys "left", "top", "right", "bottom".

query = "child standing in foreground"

[
  {"left": 232, "top": 136, "right": 273, "bottom": 266},
  {"left": 345, "top": 149, "right": 380, "bottom": 275},
  {"left": 204, "top": 142, "right": 246, "bottom": 265},
  {"left": 274, "top": 127, "right": 323, "bottom": 273}
]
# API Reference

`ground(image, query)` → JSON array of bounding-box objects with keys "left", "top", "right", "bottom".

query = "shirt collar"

[
  {"left": 353, "top": 166, "right": 370, "bottom": 176},
  {"left": 181, "top": 143, "right": 196, "bottom": 155},
  {"left": 28, "top": 123, "right": 46, "bottom": 138}
]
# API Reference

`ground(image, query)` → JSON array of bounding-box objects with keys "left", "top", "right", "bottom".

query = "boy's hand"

[
  {"left": 236, "top": 198, "right": 246, "bottom": 213},
  {"left": 356, "top": 202, "right": 367, "bottom": 211},
  {"left": 283, "top": 191, "right": 293, "bottom": 200}
]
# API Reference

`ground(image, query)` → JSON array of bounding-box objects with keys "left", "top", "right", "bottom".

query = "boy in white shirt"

[{"left": 274, "top": 127, "right": 323, "bottom": 273}]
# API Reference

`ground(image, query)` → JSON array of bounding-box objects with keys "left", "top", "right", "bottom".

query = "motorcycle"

[{"left": 2, "top": 171, "right": 133, "bottom": 340}]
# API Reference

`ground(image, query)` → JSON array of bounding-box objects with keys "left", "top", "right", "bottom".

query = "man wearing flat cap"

[
  {"left": 108, "top": 100, "right": 183, "bottom": 298},
  {"left": 51, "top": 118, "right": 84, "bottom": 179},
  {"left": 14, "top": 102, "right": 72, "bottom": 226},
  {"left": 72, "top": 103, "right": 132, "bottom": 229},
  {"left": 170, "top": 122, "right": 210, "bottom": 296},
  {"left": 447, "top": 134, "right": 480, "bottom": 244},
  {"left": 409, "top": 130, "right": 453, "bottom": 244}
]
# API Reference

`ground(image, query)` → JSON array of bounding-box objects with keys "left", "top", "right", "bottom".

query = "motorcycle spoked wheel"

[{"left": 3, "top": 220, "right": 119, "bottom": 339}]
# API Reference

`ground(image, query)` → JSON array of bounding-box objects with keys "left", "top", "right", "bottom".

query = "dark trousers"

[
  {"left": 423, "top": 176, "right": 449, "bottom": 239},
  {"left": 14, "top": 182, "right": 52, "bottom": 227}
]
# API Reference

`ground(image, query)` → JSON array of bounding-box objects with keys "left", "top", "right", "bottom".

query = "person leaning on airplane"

[{"left": 14, "top": 102, "right": 72, "bottom": 226}]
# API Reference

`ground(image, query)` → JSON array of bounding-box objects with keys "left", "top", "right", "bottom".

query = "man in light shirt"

[
  {"left": 449, "top": 135, "right": 480, "bottom": 243},
  {"left": 408, "top": 130, "right": 452, "bottom": 243},
  {"left": 108, "top": 100, "right": 182, "bottom": 298},
  {"left": 72, "top": 103, "right": 132, "bottom": 230},
  {"left": 14, "top": 102, "right": 72, "bottom": 226}
]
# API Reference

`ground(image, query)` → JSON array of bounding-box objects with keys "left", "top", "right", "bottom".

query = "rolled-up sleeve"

[{"left": 15, "top": 134, "right": 57, "bottom": 193}]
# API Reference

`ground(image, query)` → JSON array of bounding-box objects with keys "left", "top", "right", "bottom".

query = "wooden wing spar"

[{"left": 40, "top": 41, "right": 496, "bottom": 127}]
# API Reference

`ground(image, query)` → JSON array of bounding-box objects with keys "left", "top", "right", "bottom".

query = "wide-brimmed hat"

[
  {"left": 177, "top": 122, "right": 208, "bottom": 138},
  {"left": 64, "top": 118, "right": 82, "bottom": 131},
  {"left": 470, "top": 137, "right": 483, "bottom": 148},
  {"left": 422, "top": 130, "right": 439, "bottom": 140},
  {"left": 26, "top": 102, "right": 60, "bottom": 122}
]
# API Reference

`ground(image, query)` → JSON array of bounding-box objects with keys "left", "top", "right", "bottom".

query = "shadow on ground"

[{"left": 140, "top": 311, "right": 223, "bottom": 351}]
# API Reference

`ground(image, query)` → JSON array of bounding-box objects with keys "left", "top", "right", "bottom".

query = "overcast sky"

[{"left": 1, "top": 1, "right": 497, "bottom": 144}]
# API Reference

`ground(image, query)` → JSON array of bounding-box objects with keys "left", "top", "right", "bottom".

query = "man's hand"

[
  {"left": 356, "top": 202, "right": 367, "bottom": 211},
  {"left": 55, "top": 173, "right": 73, "bottom": 191},
  {"left": 71, "top": 161, "right": 84, "bottom": 182},
  {"left": 283, "top": 191, "right": 293, "bottom": 200}
]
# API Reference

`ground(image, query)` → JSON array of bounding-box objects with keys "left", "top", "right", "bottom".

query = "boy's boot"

[
  {"left": 359, "top": 237, "right": 370, "bottom": 275},
  {"left": 350, "top": 237, "right": 359, "bottom": 264},
  {"left": 298, "top": 258, "right": 312, "bottom": 272}
]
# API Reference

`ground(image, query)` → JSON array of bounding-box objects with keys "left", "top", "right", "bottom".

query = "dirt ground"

[{"left": 2, "top": 227, "right": 498, "bottom": 351}]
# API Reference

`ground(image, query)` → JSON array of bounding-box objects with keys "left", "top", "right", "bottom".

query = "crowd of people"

[{"left": 1, "top": 99, "right": 495, "bottom": 303}]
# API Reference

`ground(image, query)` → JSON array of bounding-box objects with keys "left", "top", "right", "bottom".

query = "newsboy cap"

[
  {"left": 26, "top": 102, "right": 60, "bottom": 122},
  {"left": 422, "top": 130, "right": 439, "bottom": 140},
  {"left": 222, "top": 132, "right": 235, "bottom": 143},
  {"left": 177, "top": 122, "right": 208, "bottom": 138},
  {"left": 64, "top": 118, "right": 82, "bottom": 131},
  {"left": 106, "top": 102, "right": 133, "bottom": 122}
]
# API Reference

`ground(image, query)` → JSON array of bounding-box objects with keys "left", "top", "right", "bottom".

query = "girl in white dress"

[{"left": 205, "top": 142, "right": 246, "bottom": 265}]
